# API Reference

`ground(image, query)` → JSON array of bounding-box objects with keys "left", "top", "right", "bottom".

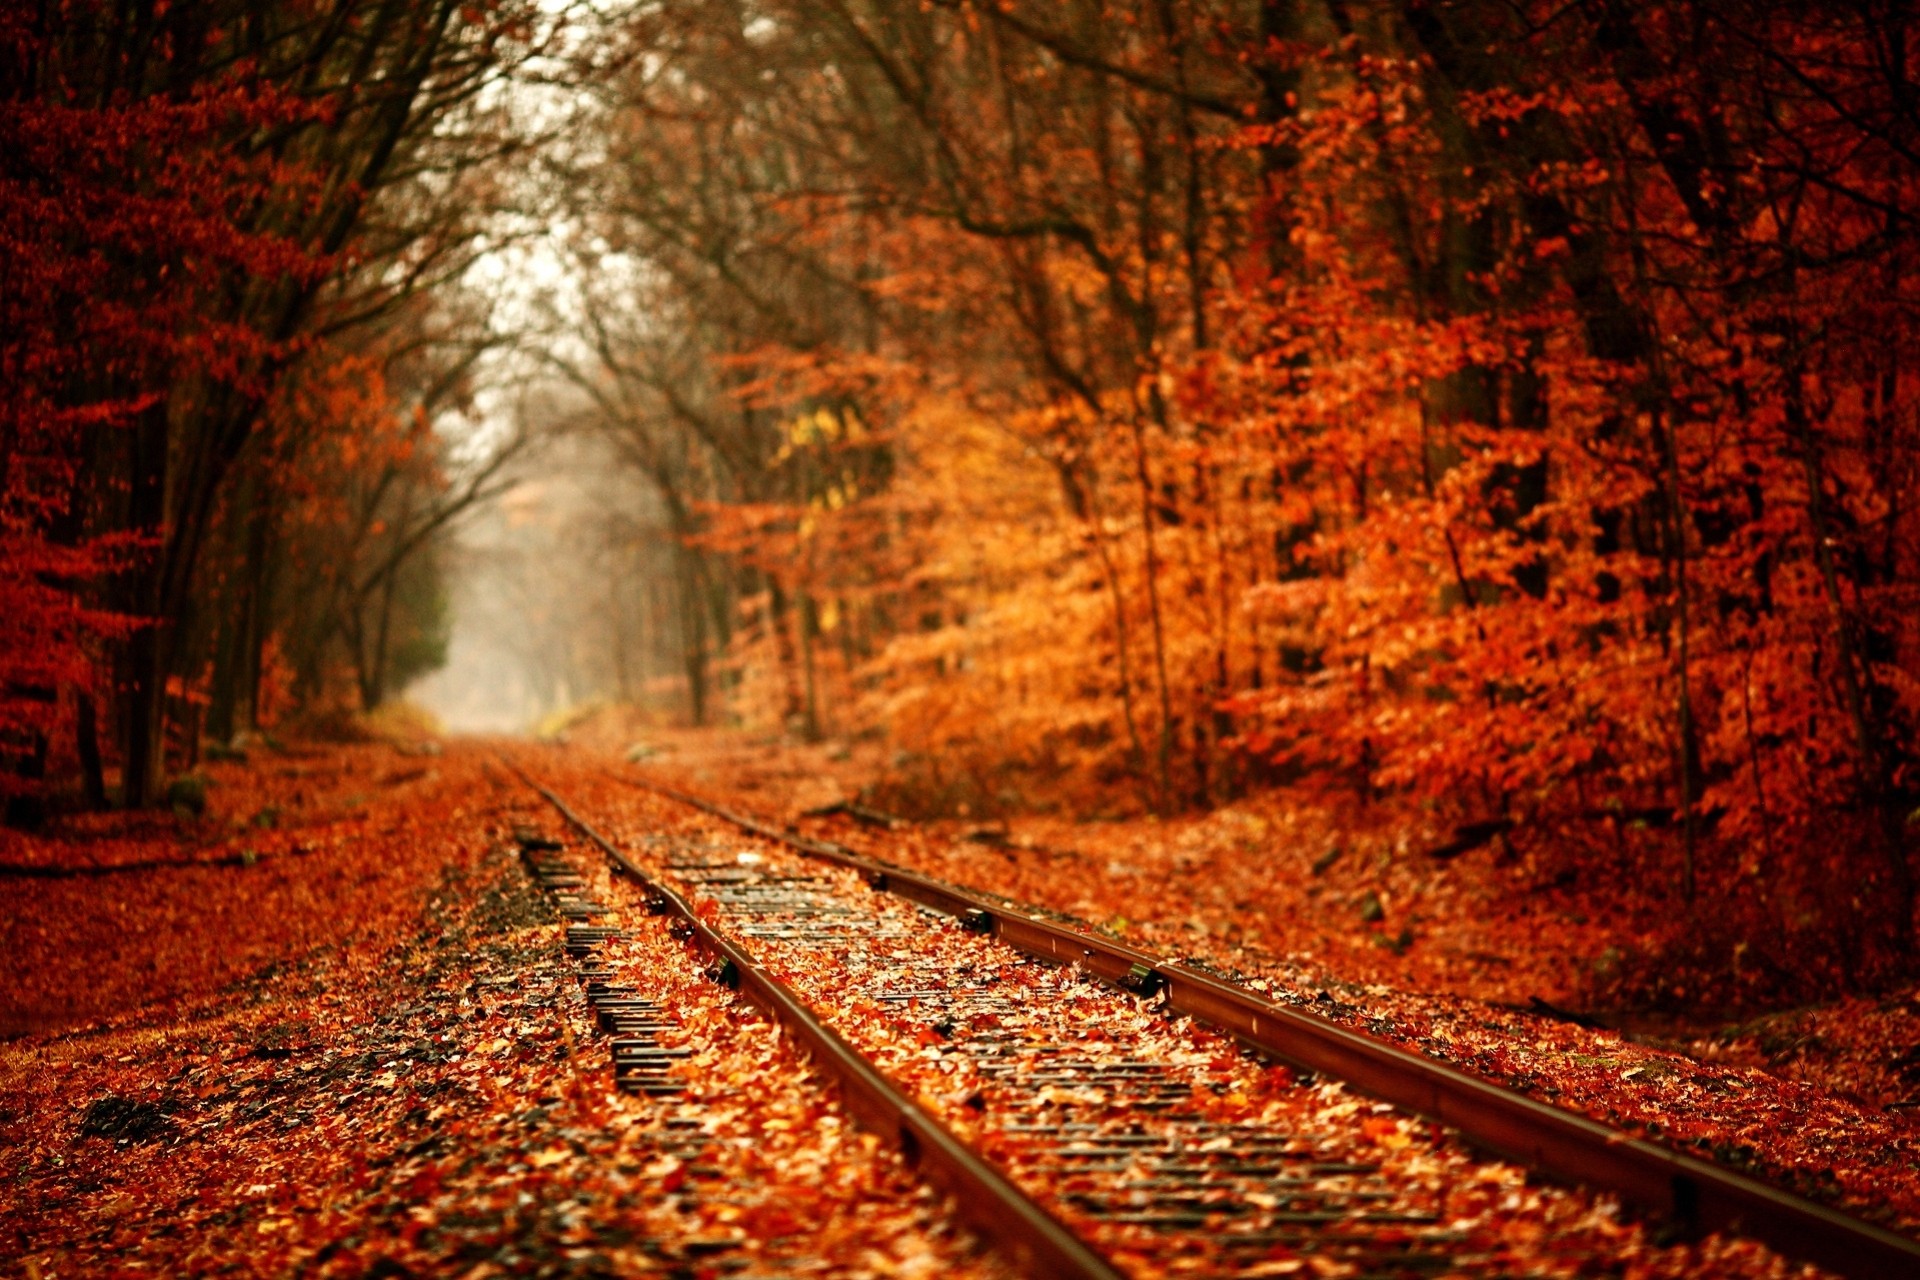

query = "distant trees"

[{"left": 569, "top": 0, "right": 1919, "bottom": 964}]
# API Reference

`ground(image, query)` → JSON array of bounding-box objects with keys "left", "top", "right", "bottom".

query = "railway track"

[
  {"left": 507, "top": 758, "right": 1920, "bottom": 1279},
  {"left": 498, "top": 803, "right": 1012, "bottom": 1278}
]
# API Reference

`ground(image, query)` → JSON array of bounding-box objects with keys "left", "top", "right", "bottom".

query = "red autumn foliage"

[
  {"left": 1, "top": 0, "right": 535, "bottom": 809},
  {"left": 556, "top": 0, "right": 1920, "bottom": 995},
  {"left": 0, "top": 7, "right": 323, "bottom": 792},
  {"left": 596, "top": 731, "right": 1920, "bottom": 1242},
  {"left": 3, "top": 1, "right": 1920, "bottom": 1266},
  {"left": 0, "top": 743, "right": 1006, "bottom": 1276}
]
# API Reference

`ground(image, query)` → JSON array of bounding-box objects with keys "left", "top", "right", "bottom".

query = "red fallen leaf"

[
  {"left": 646, "top": 1157, "right": 688, "bottom": 1193},
  {"left": 746, "top": 1204, "right": 808, "bottom": 1237},
  {"left": 1361, "top": 1116, "right": 1401, "bottom": 1142}
]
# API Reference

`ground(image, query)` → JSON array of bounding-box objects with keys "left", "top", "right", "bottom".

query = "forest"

[
  {"left": 7, "top": 0, "right": 1920, "bottom": 1010},
  {"left": 9, "top": 3, "right": 1920, "bottom": 1276}
]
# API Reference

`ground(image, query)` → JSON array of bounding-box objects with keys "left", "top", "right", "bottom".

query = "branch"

[{"left": 927, "top": 0, "right": 1250, "bottom": 119}]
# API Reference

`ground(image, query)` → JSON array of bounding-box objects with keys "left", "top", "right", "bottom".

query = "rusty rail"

[
  {"left": 510, "top": 764, "right": 1124, "bottom": 1280},
  {"left": 616, "top": 768, "right": 1920, "bottom": 1280}
]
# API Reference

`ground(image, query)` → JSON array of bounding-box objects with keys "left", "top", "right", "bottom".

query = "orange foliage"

[{"left": 582, "top": 1, "right": 1920, "bottom": 978}]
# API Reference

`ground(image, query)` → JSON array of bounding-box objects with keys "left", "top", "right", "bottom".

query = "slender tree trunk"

[
  {"left": 3, "top": 688, "right": 54, "bottom": 828},
  {"left": 1207, "top": 460, "right": 1235, "bottom": 800},
  {"left": 207, "top": 615, "right": 244, "bottom": 744},
  {"left": 612, "top": 576, "right": 634, "bottom": 703},
  {"left": 122, "top": 623, "right": 168, "bottom": 808},
  {"left": 1083, "top": 477, "right": 1149, "bottom": 794},
  {"left": 207, "top": 471, "right": 264, "bottom": 743},
  {"left": 798, "top": 592, "right": 822, "bottom": 742},
  {"left": 242, "top": 519, "right": 281, "bottom": 732},
  {"left": 365, "top": 557, "right": 400, "bottom": 711},
  {"left": 676, "top": 549, "right": 709, "bottom": 725},
  {"left": 120, "top": 400, "right": 170, "bottom": 809},
  {"left": 766, "top": 579, "right": 804, "bottom": 730},
  {"left": 1656, "top": 404, "right": 1699, "bottom": 902},
  {"left": 1129, "top": 413, "right": 1175, "bottom": 811},
  {"left": 76, "top": 691, "right": 107, "bottom": 809},
  {"left": 1788, "top": 377, "right": 1913, "bottom": 953}
]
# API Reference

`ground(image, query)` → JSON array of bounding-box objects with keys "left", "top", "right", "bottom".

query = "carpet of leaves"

[
  {"left": 534, "top": 757, "right": 1823, "bottom": 1279},
  {"left": 612, "top": 729, "right": 1920, "bottom": 1239},
  {"left": 0, "top": 744, "right": 456, "bottom": 1038},
  {"left": 0, "top": 744, "right": 1005, "bottom": 1277}
]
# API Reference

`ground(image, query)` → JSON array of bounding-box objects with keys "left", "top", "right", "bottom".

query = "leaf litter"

[
  {"left": 620, "top": 729, "right": 1920, "bottom": 1240},
  {"left": 0, "top": 744, "right": 1009, "bottom": 1278},
  {"left": 545, "top": 760, "right": 1831, "bottom": 1279}
]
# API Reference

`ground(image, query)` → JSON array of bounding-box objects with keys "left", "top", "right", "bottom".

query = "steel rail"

[
  {"left": 616, "top": 768, "right": 1920, "bottom": 1280},
  {"left": 508, "top": 763, "right": 1124, "bottom": 1280}
]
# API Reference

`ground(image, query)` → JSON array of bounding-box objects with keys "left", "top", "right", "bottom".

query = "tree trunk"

[
  {"left": 207, "top": 471, "right": 271, "bottom": 742},
  {"left": 364, "top": 556, "right": 401, "bottom": 711},
  {"left": 240, "top": 509, "right": 279, "bottom": 733},
  {"left": 76, "top": 691, "right": 107, "bottom": 809},
  {"left": 797, "top": 592, "right": 822, "bottom": 742},
  {"left": 3, "top": 688, "right": 53, "bottom": 829},
  {"left": 121, "top": 621, "right": 168, "bottom": 809},
  {"left": 1129, "top": 412, "right": 1175, "bottom": 812},
  {"left": 119, "top": 401, "right": 170, "bottom": 809},
  {"left": 1655, "top": 402, "right": 1701, "bottom": 902},
  {"left": 766, "top": 579, "right": 804, "bottom": 731},
  {"left": 1789, "top": 377, "right": 1913, "bottom": 954},
  {"left": 677, "top": 548, "right": 710, "bottom": 725}
]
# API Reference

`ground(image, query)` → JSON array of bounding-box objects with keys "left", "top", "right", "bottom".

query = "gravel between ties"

[
  {"left": 548, "top": 766, "right": 1827, "bottom": 1280},
  {"left": 499, "top": 788, "right": 1014, "bottom": 1280}
]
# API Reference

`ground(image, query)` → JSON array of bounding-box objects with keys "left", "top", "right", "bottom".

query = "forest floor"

[
  {"left": 0, "top": 741, "right": 997, "bottom": 1277},
  {"left": 568, "top": 717, "right": 1920, "bottom": 1231},
  {"left": 2, "top": 728, "right": 1917, "bottom": 1275},
  {"left": 596, "top": 724, "right": 1920, "bottom": 1101}
]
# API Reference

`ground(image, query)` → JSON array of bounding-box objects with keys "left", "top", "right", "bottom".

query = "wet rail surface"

[
  {"left": 656, "top": 835, "right": 1494, "bottom": 1277},
  {"left": 500, "top": 759, "right": 1920, "bottom": 1280},
  {"left": 504, "top": 815, "right": 1016, "bottom": 1279},
  {"left": 510, "top": 769, "right": 1117, "bottom": 1279},
  {"left": 520, "top": 777, "right": 1504, "bottom": 1277},
  {"left": 594, "top": 765, "right": 1920, "bottom": 1280}
]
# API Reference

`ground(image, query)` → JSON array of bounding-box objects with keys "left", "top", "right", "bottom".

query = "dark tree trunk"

[
  {"left": 670, "top": 547, "right": 707, "bottom": 725},
  {"left": 3, "top": 687, "right": 53, "bottom": 829},
  {"left": 120, "top": 400, "right": 170, "bottom": 809},
  {"left": 76, "top": 692, "right": 107, "bottom": 809},
  {"left": 207, "top": 472, "right": 271, "bottom": 742}
]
